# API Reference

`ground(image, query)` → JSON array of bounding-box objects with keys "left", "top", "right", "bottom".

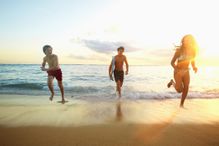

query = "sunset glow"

[{"left": 0, "top": 0, "right": 219, "bottom": 65}]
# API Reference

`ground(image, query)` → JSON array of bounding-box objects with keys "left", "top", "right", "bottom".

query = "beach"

[
  {"left": 0, "top": 94, "right": 219, "bottom": 146},
  {"left": 1, "top": 0, "right": 219, "bottom": 144},
  {"left": 1, "top": 124, "right": 219, "bottom": 146}
]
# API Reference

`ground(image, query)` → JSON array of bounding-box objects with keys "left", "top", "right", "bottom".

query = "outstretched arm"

[{"left": 124, "top": 56, "right": 129, "bottom": 75}]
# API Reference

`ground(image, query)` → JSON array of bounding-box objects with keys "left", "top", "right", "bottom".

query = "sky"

[{"left": 0, "top": 0, "right": 219, "bottom": 65}]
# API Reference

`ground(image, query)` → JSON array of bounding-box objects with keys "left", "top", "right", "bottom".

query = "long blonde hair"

[{"left": 180, "top": 34, "right": 198, "bottom": 58}]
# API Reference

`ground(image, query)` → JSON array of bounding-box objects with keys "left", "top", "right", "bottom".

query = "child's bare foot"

[
  {"left": 115, "top": 91, "right": 121, "bottom": 98},
  {"left": 61, "top": 98, "right": 66, "bottom": 104},
  {"left": 180, "top": 104, "right": 187, "bottom": 109},
  {"left": 167, "top": 79, "right": 174, "bottom": 88},
  {"left": 49, "top": 93, "right": 54, "bottom": 101},
  {"left": 118, "top": 93, "right": 122, "bottom": 99}
]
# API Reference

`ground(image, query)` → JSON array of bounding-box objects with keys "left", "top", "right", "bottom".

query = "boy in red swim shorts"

[{"left": 41, "top": 45, "right": 65, "bottom": 104}]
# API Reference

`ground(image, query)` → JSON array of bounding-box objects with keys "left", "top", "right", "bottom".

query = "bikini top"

[{"left": 178, "top": 54, "right": 192, "bottom": 62}]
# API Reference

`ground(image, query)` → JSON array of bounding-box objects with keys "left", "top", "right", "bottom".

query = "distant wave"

[{"left": 0, "top": 83, "right": 219, "bottom": 99}]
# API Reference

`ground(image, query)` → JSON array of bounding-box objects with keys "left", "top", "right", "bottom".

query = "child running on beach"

[
  {"left": 167, "top": 35, "right": 198, "bottom": 108},
  {"left": 109, "top": 46, "right": 129, "bottom": 98},
  {"left": 41, "top": 45, "right": 65, "bottom": 104}
]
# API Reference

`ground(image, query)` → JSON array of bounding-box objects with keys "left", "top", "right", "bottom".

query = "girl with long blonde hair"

[{"left": 167, "top": 34, "right": 198, "bottom": 108}]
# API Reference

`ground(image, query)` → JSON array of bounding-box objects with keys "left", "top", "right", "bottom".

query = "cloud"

[
  {"left": 68, "top": 54, "right": 89, "bottom": 60},
  {"left": 148, "top": 48, "right": 173, "bottom": 57},
  {"left": 81, "top": 39, "right": 141, "bottom": 54},
  {"left": 67, "top": 53, "right": 109, "bottom": 62}
]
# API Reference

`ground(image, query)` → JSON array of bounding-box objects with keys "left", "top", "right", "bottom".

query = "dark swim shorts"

[
  {"left": 114, "top": 70, "right": 124, "bottom": 83},
  {"left": 47, "top": 69, "right": 62, "bottom": 81}
]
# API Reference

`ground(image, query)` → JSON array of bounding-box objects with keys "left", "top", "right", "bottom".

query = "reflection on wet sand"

[{"left": 116, "top": 101, "right": 123, "bottom": 121}]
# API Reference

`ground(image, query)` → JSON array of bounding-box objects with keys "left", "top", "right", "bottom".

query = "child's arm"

[
  {"left": 109, "top": 61, "right": 112, "bottom": 76},
  {"left": 41, "top": 57, "right": 47, "bottom": 71},
  {"left": 42, "top": 57, "right": 46, "bottom": 67},
  {"left": 191, "top": 59, "right": 198, "bottom": 73},
  {"left": 108, "top": 61, "right": 114, "bottom": 80},
  {"left": 124, "top": 56, "right": 129, "bottom": 75},
  {"left": 171, "top": 51, "right": 179, "bottom": 69}
]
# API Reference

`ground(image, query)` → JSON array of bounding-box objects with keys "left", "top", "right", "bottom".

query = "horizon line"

[{"left": 0, "top": 63, "right": 218, "bottom": 67}]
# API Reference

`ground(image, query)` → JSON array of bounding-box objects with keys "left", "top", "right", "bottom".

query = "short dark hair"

[
  {"left": 43, "top": 45, "right": 52, "bottom": 54},
  {"left": 117, "top": 46, "right": 124, "bottom": 51}
]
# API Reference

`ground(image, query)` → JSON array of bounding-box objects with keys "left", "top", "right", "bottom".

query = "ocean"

[{"left": 0, "top": 64, "right": 219, "bottom": 100}]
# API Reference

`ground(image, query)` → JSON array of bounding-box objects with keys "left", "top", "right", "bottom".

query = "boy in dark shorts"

[
  {"left": 109, "top": 46, "right": 129, "bottom": 98},
  {"left": 41, "top": 45, "right": 65, "bottom": 104}
]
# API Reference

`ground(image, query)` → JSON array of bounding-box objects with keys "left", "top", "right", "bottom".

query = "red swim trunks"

[{"left": 47, "top": 69, "right": 62, "bottom": 81}]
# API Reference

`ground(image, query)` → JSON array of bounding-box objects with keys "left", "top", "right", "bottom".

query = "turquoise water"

[{"left": 0, "top": 64, "right": 219, "bottom": 99}]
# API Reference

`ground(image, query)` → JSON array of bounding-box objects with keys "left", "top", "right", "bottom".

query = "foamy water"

[{"left": 0, "top": 64, "right": 219, "bottom": 99}]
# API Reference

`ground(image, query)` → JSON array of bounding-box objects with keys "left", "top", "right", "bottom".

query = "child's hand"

[
  {"left": 125, "top": 70, "right": 128, "bottom": 75},
  {"left": 41, "top": 67, "right": 47, "bottom": 71},
  {"left": 193, "top": 67, "right": 198, "bottom": 73},
  {"left": 109, "top": 74, "right": 114, "bottom": 81}
]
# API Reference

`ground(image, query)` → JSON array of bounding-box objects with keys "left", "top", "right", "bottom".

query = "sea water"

[{"left": 0, "top": 64, "right": 219, "bottom": 100}]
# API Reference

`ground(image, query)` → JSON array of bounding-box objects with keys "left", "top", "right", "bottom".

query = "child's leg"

[
  {"left": 58, "top": 81, "right": 65, "bottom": 102},
  {"left": 47, "top": 76, "right": 54, "bottom": 100},
  {"left": 180, "top": 72, "right": 190, "bottom": 107},
  {"left": 116, "top": 101, "right": 122, "bottom": 121},
  {"left": 120, "top": 81, "right": 123, "bottom": 87},
  {"left": 174, "top": 71, "right": 183, "bottom": 93},
  {"left": 116, "top": 80, "right": 122, "bottom": 98}
]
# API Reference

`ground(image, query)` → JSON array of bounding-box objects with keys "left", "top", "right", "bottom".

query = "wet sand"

[{"left": 0, "top": 94, "right": 219, "bottom": 146}]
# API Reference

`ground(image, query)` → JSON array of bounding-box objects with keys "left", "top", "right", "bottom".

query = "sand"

[{"left": 0, "top": 94, "right": 219, "bottom": 146}]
